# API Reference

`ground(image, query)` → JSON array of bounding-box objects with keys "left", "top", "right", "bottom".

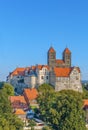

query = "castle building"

[
  {"left": 7, "top": 46, "right": 82, "bottom": 94},
  {"left": 7, "top": 65, "right": 50, "bottom": 94},
  {"left": 47, "top": 47, "right": 71, "bottom": 68}
]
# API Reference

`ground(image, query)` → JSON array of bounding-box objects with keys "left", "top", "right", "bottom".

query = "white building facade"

[{"left": 7, "top": 65, "right": 50, "bottom": 94}]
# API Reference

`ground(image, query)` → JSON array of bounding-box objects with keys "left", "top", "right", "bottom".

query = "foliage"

[
  {"left": 42, "top": 126, "right": 52, "bottom": 130},
  {"left": 2, "top": 83, "right": 14, "bottom": 96},
  {"left": 37, "top": 84, "right": 86, "bottom": 130},
  {"left": 37, "top": 84, "right": 55, "bottom": 120},
  {"left": 50, "top": 90, "right": 86, "bottom": 130},
  {"left": 28, "top": 119, "right": 36, "bottom": 130},
  {"left": 0, "top": 83, "right": 23, "bottom": 130},
  {"left": 38, "top": 83, "right": 54, "bottom": 93},
  {"left": 82, "top": 85, "right": 88, "bottom": 99}
]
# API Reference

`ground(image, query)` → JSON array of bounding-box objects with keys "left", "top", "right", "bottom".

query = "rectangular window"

[
  {"left": 41, "top": 76, "right": 44, "bottom": 79},
  {"left": 46, "top": 76, "right": 48, "bottom": 79}
]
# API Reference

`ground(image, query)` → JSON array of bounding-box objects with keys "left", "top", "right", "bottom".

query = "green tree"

[
  {"left": 0, "top": 86, "right": 23, "bottom": 130},
  {"left": 38, "top": 83, "right": 54, "bottom": 93},
  {"left": 49, "top": 90, "right": 86, "bottom": 130},
  {"left": 2, "top": 83, "right": 14, "bottom": 96},
  {"left": 37, "top": 84, "right": 55, "bottom": 121},
  {"left": 42, "top": 126, "right": 52, "bottom": 130},
  {"left": 82, "top": 85, "right": 88, "bottom": 99},
  {"left": 38, "top": 85, "right": 86, "bottom": 130},
  {"left": 28, "top": 119, "right": 36, "bottom": 130}
]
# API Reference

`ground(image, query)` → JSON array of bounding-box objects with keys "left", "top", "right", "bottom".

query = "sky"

[{"left": 0, "top": 0, "right": 88, "bottom": 81}]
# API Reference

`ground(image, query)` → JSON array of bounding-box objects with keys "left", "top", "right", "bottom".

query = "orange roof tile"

[
  {"left": 54, "top": 67, "right": 80, "bottom": 77},
  {"left": 11, "top": 68, "right": 26, "bottom": 76},
  {"left": 83, "top": 100, "right": 88, "bottom": 106},
  {"left": 63, "top": 48, "right": 71, "bottom": 54},
  {"left": 37, "top": 65, "right": 49, "bottom": 70},
  {"left": 31, "top": 66, "right": 36, "bottom": 70},
  {"left": 54, "top": 67, "right": 72, "bottom": 77},
  {"left": 48, "top": 47, "right": 55, "bottom": 53},
  {"left": 15, "top": 109, "right": 26, "bottom": 115},
  {"left": 56, "top": 59, "right": 64, "bottom": 64},
  {"left": 24, "top": 88, "right": 38, "bottom": 100},
  {"left": 9, "top": 96, "right": 26, "bottom": 104},
  {"left": 37, "top": 65, "right": 43, "bottom": 70}
]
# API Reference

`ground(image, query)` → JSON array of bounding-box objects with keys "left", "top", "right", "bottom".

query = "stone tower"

[
  {"left": 63, "top": 48, "right": 71, "bottom": 67},
  {"left": 47, "top": 47, "right": 56, "bottom": 68}
]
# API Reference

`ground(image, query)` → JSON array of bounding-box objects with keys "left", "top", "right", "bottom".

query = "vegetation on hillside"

[
  {"left": 37, "top": 83, "right": 86, "bottom": 130},
  {"left": 82, "top": 84, "right": 88, "bottom": 99},
  {"left": 0, "top": 82, "right": 23, "bottom": 130},
  {"left": 0, "top": 82, "right": 88, "bottom": 130}
]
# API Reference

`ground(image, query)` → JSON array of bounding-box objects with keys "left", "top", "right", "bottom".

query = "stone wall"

[{"left": 50, "top": 67, "right": 82, "bottom": 92}]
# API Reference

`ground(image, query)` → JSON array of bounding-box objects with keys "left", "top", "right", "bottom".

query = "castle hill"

[
  {"left": 0, "top": 1, "right": 88, "bottom": 130},
  {"left": 0, "top": 46, "right": 87, "bottom": 130}
]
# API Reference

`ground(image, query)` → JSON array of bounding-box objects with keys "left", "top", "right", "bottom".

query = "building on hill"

[
  {"left": 14, "top": 109, "right": 26, "bottom": 121},
  {"left": 7, "top": 65, "right": 50, "bottom": 94},
  {"left": 9, "top": 96, "right": 28, "bottom": 111},
  {"left": 83, "top": 99, "right": 88, "bottom": 123},
  {"left": 49, "top": 67, "right": 82, "bottom": 92},
  {"left": 7, "top": 46, "right": 82, "bottom": 93},
  {"left": 23, "top": 88, "right": 38, "bottom": 107},
  {"left": 47, "top": 47, "right": 71, "bottom": 68}
]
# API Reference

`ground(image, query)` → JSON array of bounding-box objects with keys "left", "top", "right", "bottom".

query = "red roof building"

[
  {"left": 7, "top": 46, "right": 82, "bottom": 93},
  {"left": 54, "top": 67, "right": 72, "bottom": 77},
  {"left": 83, "top": 99, "right": 88, "bottom": 109},
  {"left": 14, "top": 109, "right": 26, "bottom": 121},
  {"left": 9, "top": 96, "right": 28, "bottom": 110},
  {"left": 23, "top": 88, "right": 38, "bottom": 105}
]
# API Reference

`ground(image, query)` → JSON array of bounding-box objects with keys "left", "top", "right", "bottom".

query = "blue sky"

[{"left": 0, "top": 0, "right": 88, "bottom": 81}]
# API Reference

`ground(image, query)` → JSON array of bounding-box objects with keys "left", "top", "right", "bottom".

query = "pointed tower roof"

[
  {"left": 63, "top": 48, "right": 71, "bottom": 54},
  {"left": 48, "top": 46, "right": 55, "bottom": 53}
]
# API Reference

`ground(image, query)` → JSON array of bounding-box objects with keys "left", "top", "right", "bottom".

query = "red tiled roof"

[
  {"left": 11, "top": 68, "right": 26, "bottom": 76},
  {"left": 37, "top": 65, "right": 49, "bottom": 70},
  {"left": 63, "top": 48, "right": 71, "bottom": 54},
  {"left": 24, "top": 88, "right": 38, "bottom": 100},
  {"left": 31, "top": 66, "right": 36, "bottom": 70},
  {"left": 54, "top": 67, "right": 80, "bottom": 77},
  {"left": 83, "top": 100, "right": 88, "bottom": 106},
  {"left": 54, "top": 67, "right": 72, "bottom": 77},
  {"left": 56, "top": 59, "right": 64, "bottom": 64},
  {"left": 10, "top": 65, "right": 50, "bottom": 77},
  {"left": 15, "top": 109, "right": 26, "bottom": 115},
  {"left": 48, "top": 47, "right": 55, "bottom": 53},
  {"left": 37, "top": 65, "right": 43, "bottom": 70},
  {"left": 9, "top": 96, "right": 26, "bottom": 104}
]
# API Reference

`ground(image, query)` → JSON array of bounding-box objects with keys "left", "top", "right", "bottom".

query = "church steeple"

[
  {"left": 63, "top": 48, "right": 71, "bottom": 54},
  {"left": 47, "top": 46, "right": 56, "bottom": 68},
  {"left": 63, "top": 47, "right": 71, "bottom": 67},
  {"left": 48, "top": 46, "right": 55, "bottom": 53}
]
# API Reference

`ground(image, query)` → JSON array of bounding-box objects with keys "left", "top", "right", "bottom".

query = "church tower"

[
  {"left": 47, "top": 47, "right": 56, "bottom": 68},
  {"left": 63, "top": 48, "right": 71, "bottom": 67}
]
